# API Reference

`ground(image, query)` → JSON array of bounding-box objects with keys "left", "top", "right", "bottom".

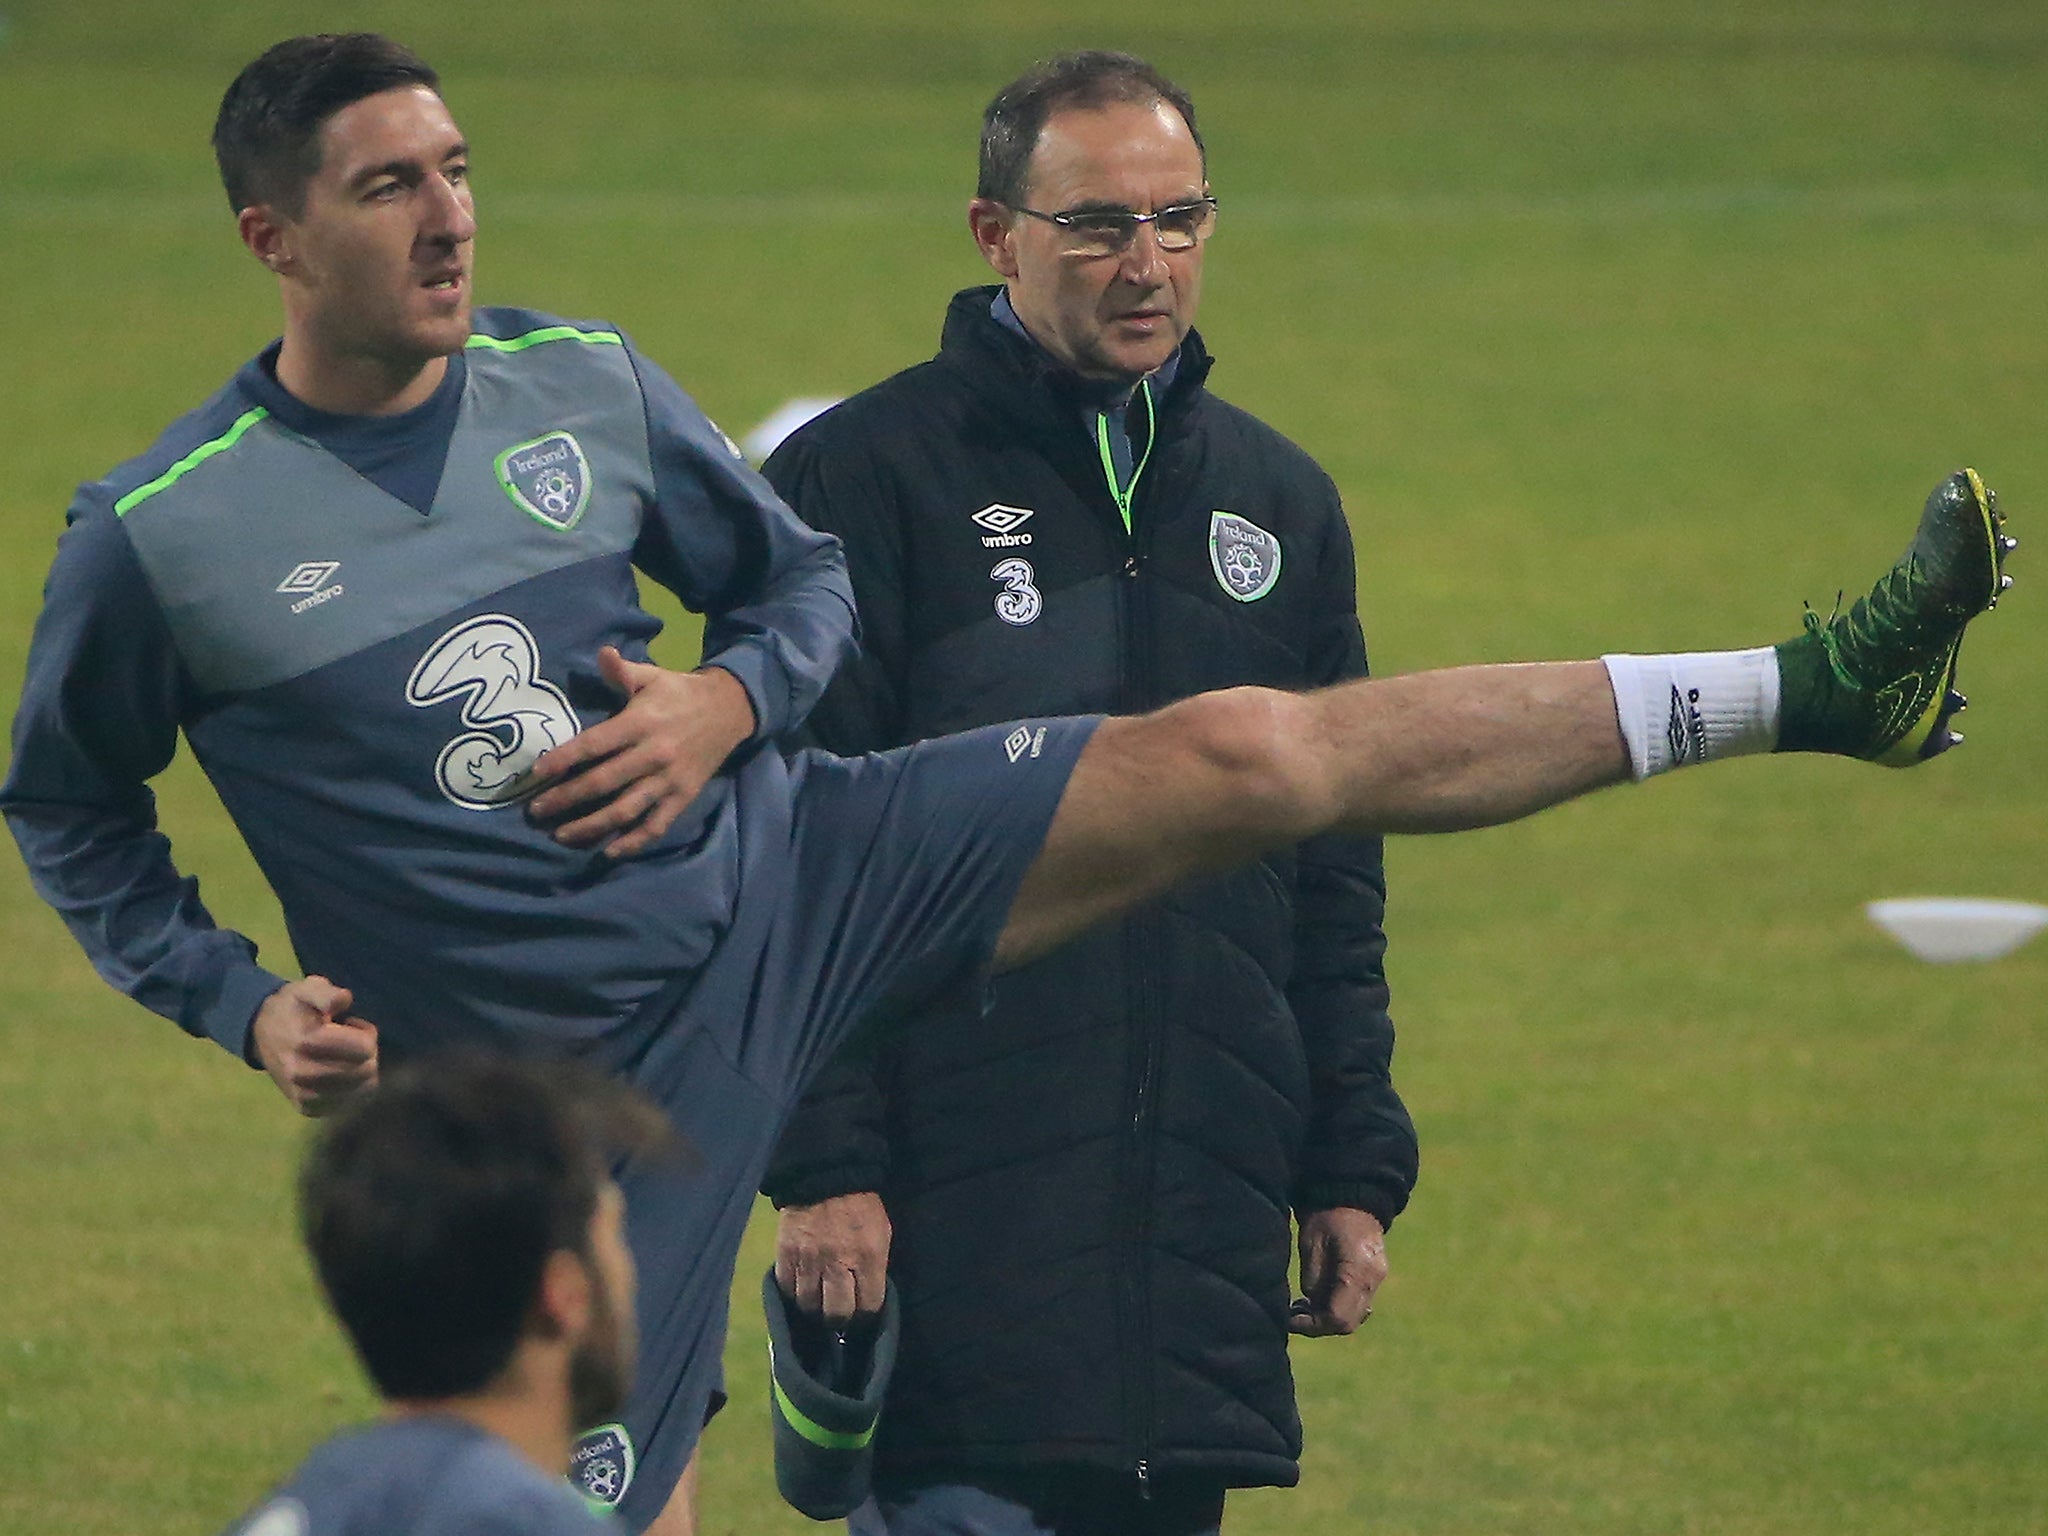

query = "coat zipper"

[
  {"left": 1093, "top": 379, "right": 1157, "bottom": 541},
  {"left": 1099, "top": 379, "right": 1162, "bottom": 1497}
]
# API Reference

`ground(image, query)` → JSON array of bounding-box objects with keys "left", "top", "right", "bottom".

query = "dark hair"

[
  {"left": 213, "top": 33, "right": 441, "bottom": 215},
  {"left": 299, "top": 1052, "right": 675, "bottom": 1402},
  {"left": 977, "top": 51, "right": 1204, "bottom": 207}
]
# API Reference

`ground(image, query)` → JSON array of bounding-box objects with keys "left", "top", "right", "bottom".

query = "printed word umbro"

[
  {"left": 278, "top": 560, "right": 345, "bottom": 614},
  {"left": 973, "top": 503, "right": 1036, "bottom": 547}
]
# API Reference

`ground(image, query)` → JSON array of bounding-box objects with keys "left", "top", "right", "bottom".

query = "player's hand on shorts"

[
  {"left": 775, "top": 1191, "right": 892, "bottom": 1321},
  {"left": 526, "top": 647, "right": 757, "bottom": 859},
  {"left": 251, "top": 976, "right": 379, "bottom": 1117},
  {"left": 1289, "top": 1206, "right": 1387, "bottom": 1336}
]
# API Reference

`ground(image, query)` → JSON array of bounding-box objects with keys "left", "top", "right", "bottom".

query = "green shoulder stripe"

[
  {"left": 466, "top": 325, "right": 624, "bottom": 353},
  {"left": 114, "top": 406, "right": 271, "bottom": 516}
]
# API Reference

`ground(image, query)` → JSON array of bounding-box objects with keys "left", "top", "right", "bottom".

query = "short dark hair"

[
  {"left": 977, "top": 51, "right": 1204, "bottom": 207},
  {"left": 299, "top": 1052, "right": 675, "bottom": 1402},
  {"left": 213, "top": 33, "right": 441, "bottom": 215}
]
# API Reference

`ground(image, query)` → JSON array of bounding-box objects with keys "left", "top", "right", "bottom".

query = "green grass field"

[{"left": 2, "top": 2, "right": 2045, "bottom": 1531}]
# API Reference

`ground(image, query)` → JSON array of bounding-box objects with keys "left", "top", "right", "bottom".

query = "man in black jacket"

[{"left": 761, "top": 52, "right": 1419, "bottom": 1535}]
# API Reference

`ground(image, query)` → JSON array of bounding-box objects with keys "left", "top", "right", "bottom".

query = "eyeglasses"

[{"left": 1009, "top": 196, "right": 1219, "bottom": 258}]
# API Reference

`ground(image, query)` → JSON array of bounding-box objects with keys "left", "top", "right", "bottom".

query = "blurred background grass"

[{"left": 1, "top": 2, "right": 2043, "bottom": 1531}]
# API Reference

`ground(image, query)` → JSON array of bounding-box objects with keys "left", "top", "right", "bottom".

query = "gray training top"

[
  {"left": 2, "top": 307, "right": 857, "bottom": 1065},
  {"left": 221, "top": 1417, "right": 611, "bottom": 1536}
]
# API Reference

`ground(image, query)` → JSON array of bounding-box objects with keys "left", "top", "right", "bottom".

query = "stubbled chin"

[
  {"left": 417, "top": 312, "right": 474, "bottom": 357},
  {"left": 1109, "top": 341, "right": 1178, "bottom": 376}
]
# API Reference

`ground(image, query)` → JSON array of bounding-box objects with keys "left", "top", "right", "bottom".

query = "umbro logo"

[
  {"left": 277, "top": 561, "right": 339, "bottom": 594},
  {"left": 1666, "top": 684, "right": 1706, "bottom": 765},
  {"left": 1004, "top": 725, "right": 1047, "bottom": 764},
  {"left": 278, "top": 560, "right": 345, "bottom": 615},
  {"left": 972, "top": 503, "right": 1035, "bottom": 548}
]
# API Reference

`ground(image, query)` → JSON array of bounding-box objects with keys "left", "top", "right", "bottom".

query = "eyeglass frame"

[{"left": 1005, "top": 195, "right": 1220, "bottom": 256}]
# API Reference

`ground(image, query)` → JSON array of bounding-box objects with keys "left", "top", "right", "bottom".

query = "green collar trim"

[
  {"left": 1093, "top": 378, "right": 1156, "bottom": 536},
  {"left": 465, "top": 325, "right": 623, "bottom": 353}
]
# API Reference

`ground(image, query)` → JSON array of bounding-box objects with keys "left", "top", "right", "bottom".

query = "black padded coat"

[{"left": 762, "top": 288, "right": 1419, "bottom": 1491}]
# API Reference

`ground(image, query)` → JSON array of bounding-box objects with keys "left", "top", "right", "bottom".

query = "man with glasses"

[{"left": 763, "top": 52, "right": 1419, "bottom": 1536}]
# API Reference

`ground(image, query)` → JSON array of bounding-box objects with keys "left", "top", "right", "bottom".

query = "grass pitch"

[{"left": 2, "top": 3, "right": 2044, "bottom": 1532}]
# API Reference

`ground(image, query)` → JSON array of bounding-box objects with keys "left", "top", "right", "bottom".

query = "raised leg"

[
  {"left": 997, "top": 469, "right": 2012, "bottom": 973},
  {"left": 998, "top": 661, "right": 1625, "bottom": 969}
]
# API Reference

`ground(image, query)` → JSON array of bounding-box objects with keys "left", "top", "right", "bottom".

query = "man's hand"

[
  {"left": 1289, "top": 1206, "right": 1387, "bottom": 1336},
  {"left": 526, "top": 649, "right": 757, "bottom": 859},
  {"left": 774, "top": 1192, "right": 892, "bottom": 1322},
  {"left": 251, "top": 976, "right": 379, "bottom": 1117}
]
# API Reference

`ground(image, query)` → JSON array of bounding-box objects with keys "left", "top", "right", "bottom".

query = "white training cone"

[
  {"left": 1865, "top": 898, "right": 2048, "bottom": 964},
  {"left": 743, "top": 397, "right": 842, "bottom": 464}
]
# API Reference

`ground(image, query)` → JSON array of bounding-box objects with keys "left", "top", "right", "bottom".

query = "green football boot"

[{"left": 1776, "top": 468, "right": 2013, "bottom": 765}]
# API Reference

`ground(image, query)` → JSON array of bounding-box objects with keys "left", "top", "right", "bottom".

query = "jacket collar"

[{"left": 936, "top": 285, "right": 1214, "bottom": 432}]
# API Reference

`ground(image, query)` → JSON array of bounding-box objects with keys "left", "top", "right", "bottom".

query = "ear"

[
  {"left": 238, "top": 204, "right": 295, "bottom": 276},
  {"left": 967, "top": 198, "right": 1019, "bottom": 280},
  {"left": 532, "top": 1248, "right": 595, "bottom": 1344}
]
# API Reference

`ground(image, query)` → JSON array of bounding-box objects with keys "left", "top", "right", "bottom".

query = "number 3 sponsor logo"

[
  {"left": 991, "top": 557, "right": 1042, "bottom": 626},
  {"left": 406, "top": 615, "right": 582, "bottom": 810}
]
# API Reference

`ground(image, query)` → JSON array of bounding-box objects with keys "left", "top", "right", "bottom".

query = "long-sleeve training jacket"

[{"left": 4, "top": 308, "right": 854, "bottom": 1063}]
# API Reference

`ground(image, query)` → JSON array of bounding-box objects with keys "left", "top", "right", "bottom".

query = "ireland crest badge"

[
  {"left": 570, "top": 1423, "right": 636, "bottom": 1508},
  {"left": 495, "top": 431, "right": 591, "bottom": 531},
  {"left": 1208, "top": 510, "right": 1282, "bottom": 602}
]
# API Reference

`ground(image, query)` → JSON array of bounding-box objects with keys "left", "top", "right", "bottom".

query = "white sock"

[{"left": 1600, "top": 649, "right": 1782, "bottom": 780}]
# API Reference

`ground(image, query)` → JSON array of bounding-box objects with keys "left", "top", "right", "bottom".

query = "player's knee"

[{"left": 1169, "top": 687, "right": 1333, "bottom": 840}]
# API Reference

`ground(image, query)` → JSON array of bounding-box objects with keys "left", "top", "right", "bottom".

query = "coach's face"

[
  {"left": 971, "top": 98, "right": 1208, "bottom": 384},
  {"left": 247, "top": 84, "right": 476, "bottom": 405}
]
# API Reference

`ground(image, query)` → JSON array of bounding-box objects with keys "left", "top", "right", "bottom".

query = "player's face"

[
  {"left": 275, "top": 85, "right": 476, "bottom": 374},
  {"left": 985, "top": 99, "right": 1208, "bottom": 384},
  {"left": 568, "top": 1182, "right": 637, "bottom": 1430}
]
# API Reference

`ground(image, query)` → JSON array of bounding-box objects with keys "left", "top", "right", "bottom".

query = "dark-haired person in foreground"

[
  {"left": 1, "top": 29, "right": 2013, "bottom": 1536},
  {"left": 220, "top": 1055, "right": 675, "bottom": 1536}
]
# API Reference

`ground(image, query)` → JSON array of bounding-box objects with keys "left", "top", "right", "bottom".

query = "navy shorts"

[{"left": 571, "top": 715, "right": 1099, "bottom": 1530}]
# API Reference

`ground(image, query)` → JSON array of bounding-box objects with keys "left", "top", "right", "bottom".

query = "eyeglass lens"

[{"left": 1063, "top": 201, "right": 1215, "bottom": 254}]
